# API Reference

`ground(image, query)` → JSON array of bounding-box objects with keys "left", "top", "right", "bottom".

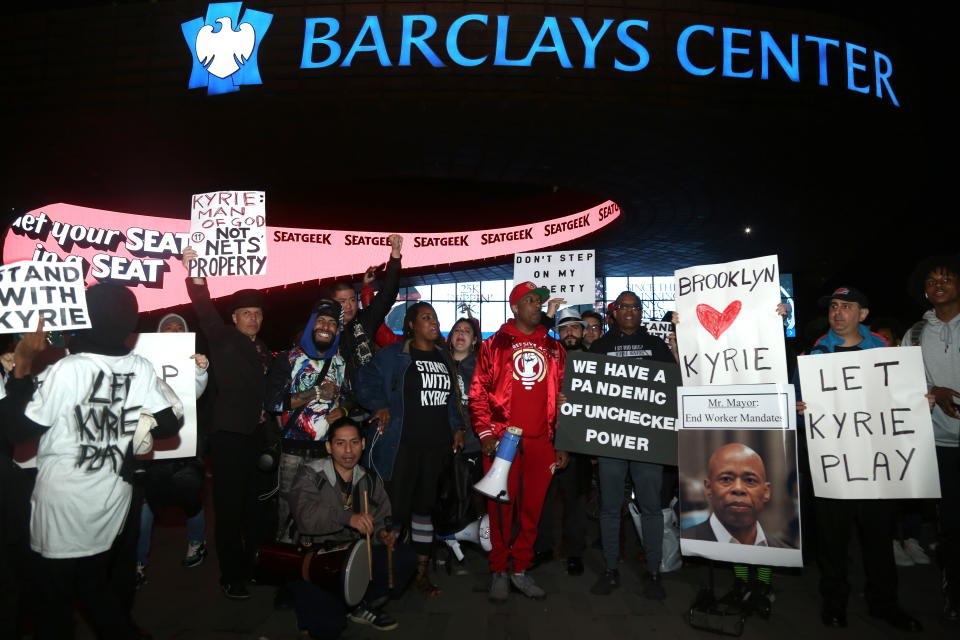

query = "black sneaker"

[
  {"left": 868, "top": 607, "right": 923, "bottom": 632},
  {"left": 221, "top": 582, "right": 251, "bottom": 600},
  {"left": 590, "top": 569, "right": 620, "bottom": 595},
  {"left": 531, "top": 549, "right": 554, "bottom": 570},
  {"left": 349, "top": 604, "right": 399, "bottom": 631},
  {"left": 746, "top": 583, "right": 773, "bottom": 619},
  {"left": 717, "top": 579, "right": 750, "bottom": 613},
  {"left": 642, "top": 571, "right": 666, "bottom": 600},
  {"left": 566, "top": 556, "right": 584, "bottom": 576}
]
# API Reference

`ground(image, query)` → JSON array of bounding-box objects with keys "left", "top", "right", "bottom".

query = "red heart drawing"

[{"left": 696, "top": 301, "right": 742, "bottom": 340}]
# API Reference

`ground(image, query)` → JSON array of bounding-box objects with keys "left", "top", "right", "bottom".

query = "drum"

[{"left": 255, "top": 539, "right": 370, "bottom": 606}]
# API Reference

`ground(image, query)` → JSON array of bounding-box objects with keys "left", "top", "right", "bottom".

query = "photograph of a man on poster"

[{"left": 680, "top": 430, "right": 799, "bottom": 550}]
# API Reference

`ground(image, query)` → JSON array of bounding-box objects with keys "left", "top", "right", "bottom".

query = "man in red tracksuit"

[{"left": 469, "top": 281, "right": 569, "bottom": 602}]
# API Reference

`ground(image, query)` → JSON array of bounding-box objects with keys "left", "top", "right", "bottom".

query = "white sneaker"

[
  {"left": 135, "top": 563, "right": 148, "bottom": 589},
  {"left": 893, "top": 540, "right": 914, "bottom": 567},
  {"left": 903, "top": 538, "right": 931, "bottom": 565},
  {"left": 183, "top": 540, "right": 207, "bottom": 568}
]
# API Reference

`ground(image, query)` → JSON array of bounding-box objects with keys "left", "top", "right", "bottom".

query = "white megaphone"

[
  {"left": 474, "top": 426, "right": 523, "bottom": 502},
  {"left": 436, "top": 514, "right": 491, "bottom": 560}
]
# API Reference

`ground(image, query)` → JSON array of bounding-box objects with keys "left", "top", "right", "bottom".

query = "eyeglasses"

[
  {"left": 615, "top": 303, "right": 642, "bottom": 311},
  {"left": 584, "top": 325, "right": 602, "bottom": 331}
]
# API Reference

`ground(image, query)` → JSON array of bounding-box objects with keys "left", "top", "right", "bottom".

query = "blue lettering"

[
  {"left": 342, "top": 16, "right": 392, "bottom": 67},
  {"left": 571, "top": 17, "right": 613, "bottom": 69},
  {"left": 845, "top": 42, "right": 869, "bottom": 94},
  {"left": 614, "top": 20, "right": 650, "bottom": 72},
  {"left": 677, "top": 25, "right": 715, "bottom": 76},
  {"left": 519, "top": 17, "right": 572, "bottom": 68},
  {"left": 805, "top": 35, "right": 839, "bottom": 86},
  {"left": 446, "top": 14, "right": 488, "bottom": 67},
  {"left": 400, "top": 15, "right": 444, "bottom": 66},
  {"left": 300, "top": 18, "right": 341, "bottom": 69},
  {"left": 722, "top": 27, "right": 753, "bottom": 78},
  {"left": 873, "top": 50, "right": 899, "bottom": 107},
  {"left": 760, "top": 31, "right": 798, "bottom": 81},
  {"left": 494, "top": 16, "right": 527, "bottom": 66}
]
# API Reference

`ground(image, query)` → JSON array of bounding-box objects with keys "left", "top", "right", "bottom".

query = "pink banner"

[{"left": 3, "top": 201, "right": 620, "bottom": 312}]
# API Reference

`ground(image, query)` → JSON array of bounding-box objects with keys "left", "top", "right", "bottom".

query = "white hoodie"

[{"left": 903, "top": 309, "right": 960, "bottom": 447}]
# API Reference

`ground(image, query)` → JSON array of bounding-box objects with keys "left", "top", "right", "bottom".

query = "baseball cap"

[
  {"left": 555, "top": 307, "right": 587, "bottom": 327},
  {"left": 818, "top": 286, "right": 869, "bottom": 308},
  {"left": 312, "top": 298, "right": 342, "bottom": 321},
  {"left": 509, "top": 281, "right": 550, "bottom": 306}
]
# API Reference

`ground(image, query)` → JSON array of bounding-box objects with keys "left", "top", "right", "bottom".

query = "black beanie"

[{"left": 231, "top": 289, "right": 265, "bottom": 312}]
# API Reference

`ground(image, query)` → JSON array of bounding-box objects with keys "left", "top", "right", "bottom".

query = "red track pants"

[{"left": 483, "top": 434, "right": 555, "bottom": 573}]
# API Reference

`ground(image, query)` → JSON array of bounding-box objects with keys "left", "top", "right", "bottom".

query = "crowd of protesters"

[{"left": 1, "top": 245, "right": 958, "bottom": 639}]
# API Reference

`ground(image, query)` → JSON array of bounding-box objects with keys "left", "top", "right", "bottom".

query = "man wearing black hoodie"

[{"left": 182, "top": 247, "right": 274, "bottom": 600}]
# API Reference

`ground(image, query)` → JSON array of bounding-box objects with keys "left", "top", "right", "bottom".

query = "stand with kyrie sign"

[{"left": 554, "top": 352, "right": 680, "bottom": 465}]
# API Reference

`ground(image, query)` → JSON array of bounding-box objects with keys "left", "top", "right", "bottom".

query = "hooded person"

[
  {"left": 136, "top": 312, "right": 211, "bottom": 587},
  {"left": 271, "top": 298, "right": 353, "bottom": 544},
  {"left": 3, "top": 283, "right": 179, "bottom": 639}
]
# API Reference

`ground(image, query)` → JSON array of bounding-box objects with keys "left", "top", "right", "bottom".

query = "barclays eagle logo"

[{"left": 181, "top": 2, "right": 272, "bottom": 95}]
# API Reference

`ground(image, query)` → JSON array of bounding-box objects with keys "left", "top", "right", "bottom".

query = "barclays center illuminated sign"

[{"left": 183, "top": 2, "right": 901, "bottom": 106}]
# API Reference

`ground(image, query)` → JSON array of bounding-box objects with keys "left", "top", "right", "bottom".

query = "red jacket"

[
  {"left": 360, "top": 284, "right": 402, "bottom": 348},
  {"left": 468, "top": 319, "right": 565, "bottom": 441}
]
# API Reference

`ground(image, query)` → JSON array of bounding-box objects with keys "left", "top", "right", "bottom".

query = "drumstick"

[{"left": 363, "top": 489, "right": 372, "bottom": 580}]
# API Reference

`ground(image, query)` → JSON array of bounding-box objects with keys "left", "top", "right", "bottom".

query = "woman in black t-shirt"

[{"left": 357, "top": 302, "right": 464, "bottom": 596}]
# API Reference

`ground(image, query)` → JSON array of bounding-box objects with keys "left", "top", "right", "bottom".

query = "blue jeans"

[
  {"left": 597, "top": 456, "right": 663, "bottom": 573},
  {"left": 137, "top": 503, "right": 206, "bottom": 565}
]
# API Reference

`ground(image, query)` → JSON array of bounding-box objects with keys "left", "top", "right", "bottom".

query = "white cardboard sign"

[
  {"left": 513, "top": 250, "right": 595, "bottom": 305},
  {"left": 797, "top": 347, "right": 940, "bottom": 499},
  {"left": 0, "top": 261, "right": 90, "bottom": 334},
  {"left": 132, "top": 333, "right": 199, "bottom": 459},
  {"left": 188, "top": 190, "right": 267, "bottom": 278},
  {"left": 674, "top": 255, "right": 786, "bottom": 385}
]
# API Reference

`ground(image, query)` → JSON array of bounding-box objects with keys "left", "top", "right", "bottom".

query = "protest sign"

[
  {"left": 0, "top": 261, "right": 89, "bottom": 334},
  {"left": 641, "top": 319, "right": 674, "bottom": 343},
  {"left": 678, "top": 384, "right": 796, "bottom": 431},
  {"left": 797, "top": 346, "right": 940, "bottom": 499},
  {"left": 132, "top": 332, "right": 199, "bottom": 459},
  {"left": 188, "top": 190, "right": 268, "bottom": 278},
  {"left": 555, "top": 352, "right": 680, "bottom": 464},
  {"left": 677, "top": 384, "right": 801, "bottom": 567},
  {"left": 514, "top": 250, "right": 595, "bottom": 305},
  {"left": 674, "top": 255, "right": 786, "bottom": 386}
]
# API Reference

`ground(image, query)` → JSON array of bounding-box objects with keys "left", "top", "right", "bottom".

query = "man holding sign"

[
  {"left": 587, "top": 290, "right": 677, "bottom": 599},
  {"left": 798, "top": 286, "right": 923, "bottom": 632}
]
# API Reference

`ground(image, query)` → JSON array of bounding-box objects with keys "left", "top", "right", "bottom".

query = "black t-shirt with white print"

[{"left": 401, "top": 347, "right": 452, "bottom": 446}]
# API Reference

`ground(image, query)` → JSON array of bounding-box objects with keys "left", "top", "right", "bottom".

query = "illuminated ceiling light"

[{"left": 744, "top": 226, "right": 752, "bottom": 234}]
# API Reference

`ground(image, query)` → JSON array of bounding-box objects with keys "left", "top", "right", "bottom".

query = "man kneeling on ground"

[{"left": 288, "top": 418, "right": 416, "bottom": 635}]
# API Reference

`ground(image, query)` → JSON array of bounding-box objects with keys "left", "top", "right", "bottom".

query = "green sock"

[
  {"left": 733, "top": 564, "right": 749, "bottom": 582},
  {"left": 756, "top": 566, "right": 772, "bottom": 584}
]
